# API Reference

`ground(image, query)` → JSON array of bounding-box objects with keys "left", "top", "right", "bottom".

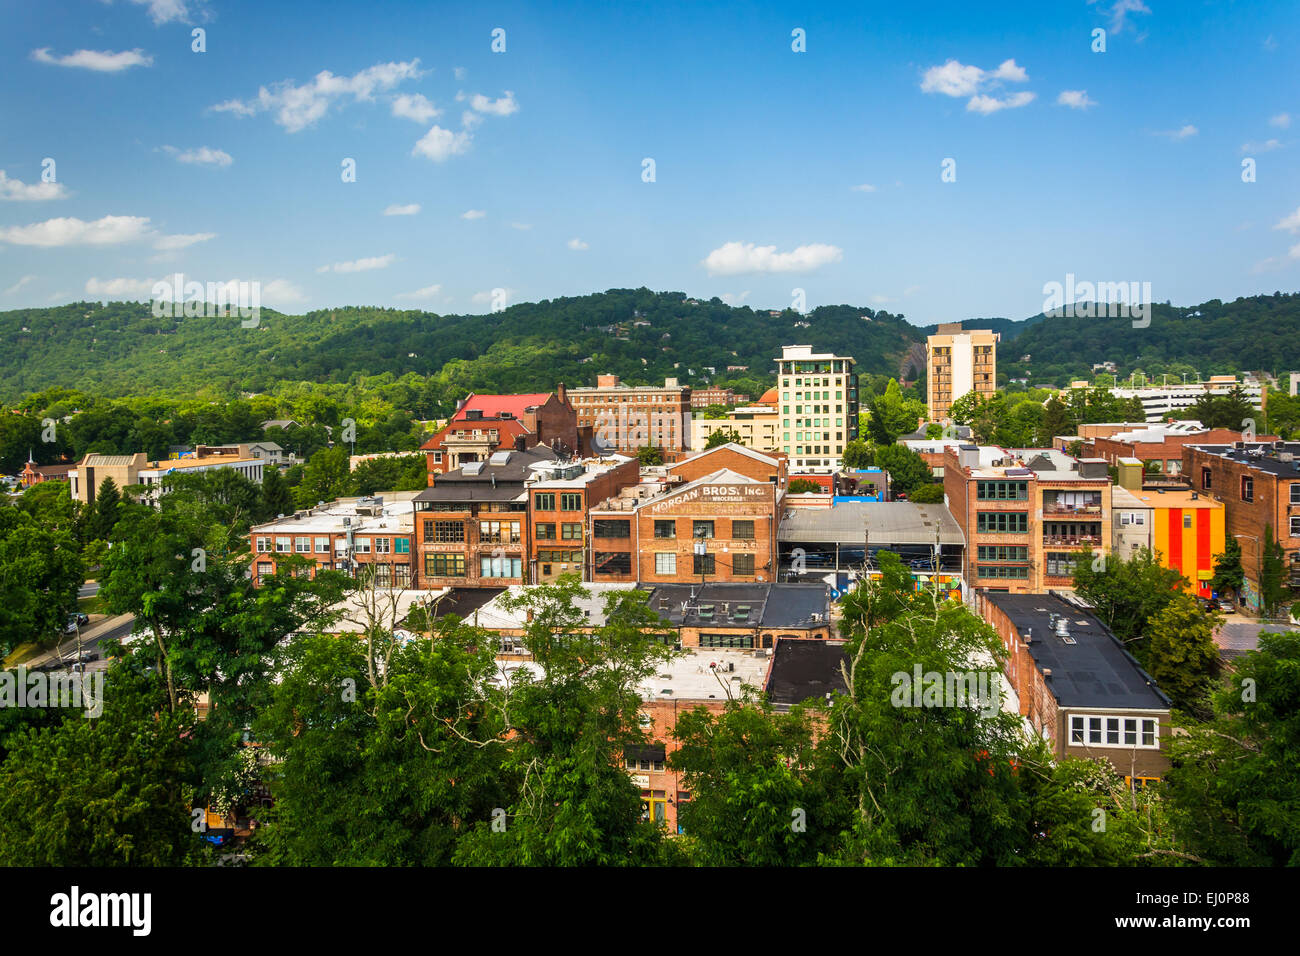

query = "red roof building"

[{"left": 421, "top": 387, "right": 580, "bottom": 478}]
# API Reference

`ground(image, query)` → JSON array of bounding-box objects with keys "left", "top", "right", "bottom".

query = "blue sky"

[{"left": 1, "top": 0, "right": 1298, "bottom": 325}]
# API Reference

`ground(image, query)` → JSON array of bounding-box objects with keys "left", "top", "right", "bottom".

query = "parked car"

[
  {"left": 909, "top": 557, "right": 936, "bottom": 570},
  {"left": 1213, "top": 597, "right": 1235, "bottom": 613},
  {"left": 62, "top": 612, "right": 90, "bottom": 634},
  {"left": 75, "top": 650, "right": 99, "bottom": 663}
]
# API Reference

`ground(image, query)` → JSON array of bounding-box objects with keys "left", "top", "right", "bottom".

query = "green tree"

[
  {"left": 704, "top": 428, "right": 743, "bottom": 449},
  {"left": 91, "top": 475, "right": 122, "bottom": 541},
  {"left": 258, "top": 465, "right": 295, "bottom": 521},
  {"left": 670, "top": 701, "right": 851, "bottom": 865},
  {"left": 0, "top": 507, "right": 85, "bottom": 656},
  {"left": 1163, "top": 631, "right": 1300, "bottom": 865},
  {"left": 875, "top": 443, "right": 933, "bottom": 495},
  {"left": 294, "top": 445, "right": 351, "bottom": 508},
  {"left": 1210, "top": 537, "right": 1244, "bottom": 604},
  {"left": 636, "top": 445, "right": 664, "bottom": 465},
  {"left": 1259, "top": 524, "right": 1291, "bottom": 617},
  {"left": 1145, "top": 593, "right": 1220, "bottom": 718},
  {"left": 0, "top": 666, "right": 201, "bottom": 866},
  {"left": 788, "top": 478, "right": 822, "bottom": 494},
  {"left": 908, "top": 483, "right": 944, "bottom": 504},
  {"left": 1036, "top": 394, "right": 1073, "bottom": 447},
  {"left": 454, "top": 579, "right": 676, "bottom": 866},
  {"left": 1072, "top": 547, "right": 1186, "bottom": 665},
  {"left": 840, "top": 439, "right": 873, "bottom": 469}
]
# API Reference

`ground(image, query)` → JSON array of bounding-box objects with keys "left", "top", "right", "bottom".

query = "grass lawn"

[{"left": 78, "top": 593, "right": 106, "bottom": 616}]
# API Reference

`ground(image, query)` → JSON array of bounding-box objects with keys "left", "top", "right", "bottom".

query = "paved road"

[
  {"left": 78, "top": 580, "right": 101, "bottom": 599},
  {"left": 26, "top": 613, "right": 137, "bottom": 671}
]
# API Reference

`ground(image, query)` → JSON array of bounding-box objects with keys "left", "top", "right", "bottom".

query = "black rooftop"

[
  {"left": 765, "top": 638, "right": 849, "bottom": 707},
  {"left": 642, "top": 583, "right": 830, "bottom": 630},
  {"left": 980, "top": 591, "right": 1170, "bottom": 711},
  {"left": 1186, "top": 442, "right": 1300, "bottom": 478}
]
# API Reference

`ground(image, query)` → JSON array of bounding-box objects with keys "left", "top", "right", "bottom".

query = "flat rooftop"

[
  {"left": 981, "top": 591, "right": 1170, "bottom": 711},
  {"left": 644, "top": 582, "right": 830, "bottom": 629},
  {"left": 1185, "top": 442, "right": 1300, "bottom": 478},
  {"left": 765, "top": 638, "right": 848, "bottom": 708},
  {"left": 638, "top": 647, "right": 771, "bottom": 702},
  {"left": 779, "top": 501, "right": 965, "bottom": 547}
]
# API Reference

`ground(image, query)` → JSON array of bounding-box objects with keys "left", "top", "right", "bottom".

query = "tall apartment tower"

[
  {"left": 927, "top": 324, "right": 999, "bottom": 421},
  {"left": 775, "top": 345, "right": 858, "bottom": 473}
]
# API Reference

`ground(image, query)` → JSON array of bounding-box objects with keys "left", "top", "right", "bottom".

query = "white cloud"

[
  {"left": 871, "top": 295, "right": 895, "bottom": 305},
  {"left": 510, "top": 222, "right": 532, "bottom": 231},
  {"left": 1275, "top": 207, "right": 1300, "bottom": 233},
  {"left": 967, "top": 91, "right": 1035, "bottom": 114},
  {"left": 162, "top": 145, "right": 233, "bottom": 167},
  {"left": 453, "top": 67, "right": 467, "bottom": 81},
  {"left": 262, "top": 279, "right": 307, "bottom": 305},
  {"left": 152, "top": 232, "right": 216, "bottom": 251},
  {"left": 461, "top": 209, "right": 486, "bottom": 220},
  {"left": 1057, "top": 90, "right": 1097, "bottom": 110},
  {"left": 1155, "top": 124, "right": 1198, "bottom": 140},
  {"left": 316, "top": 254, "right": 396, "bottom": 274},
  {"left": 384, "top": 203, "right": 421, "bottom": 216},
  {"left": 0, "top": 214, "right": 153, "bottom": 247},
  {"left": 412, "top": 125, "right": 472, "bottom": 161},
  {"left": 921, "top": 58, "right": 1033, "bottom": 115},
  {"left": 467, "top": 91, "right": 518, "bottom": 116},
  {"left": 920, "top": 60, "right": 987, "bottom": 97},
  {"left": 32, "top": 47, "right": 153, "bottom": 72},
  {"left": 211, "top": 60, "right": 425, "bottom": 132},
  {"left": 4, "top": 275, "right": 36, "bottom": 295},
  {"left": 126, "top": 0, "right": 206, "bottom": 25},
  {"left": 720, "top": 291, "right": 750, "bottom": 305},
  {"left": 1090, "top": 0, "right": 1151, "bottom": 34},
  {"left": 85, "top": 277, "right": 157, "bottom": 298},
  {"left": 396, "top": 283, "right": 443, "bottom": 299},
  {"left": 461, "top": 109, "right": 483, "bottom": 130},
  {"left": 701, "top": 241, "right": 843, "bottom": 276},
  {"left": 567, "top": 238, "right": 589, "bottom": 250},
  {"left": 1242, "top": 139, "right": 1283, "bottom": 153},
  {"left": 1270, "top": 112, "right": 1291, "bottom": 129},
  {"left": 392, "top": 93, "right": 439, "bottom": 123},
  {"left": 850, "top": 183, "right": 876, "bottom": 192},
  {"left": 0, "top": 170, "right": 69, "bottom": 201}
]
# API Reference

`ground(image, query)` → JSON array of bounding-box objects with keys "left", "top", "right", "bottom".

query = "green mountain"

[{"left": 0, "top": 289, "right": 922, "bottom": 405}]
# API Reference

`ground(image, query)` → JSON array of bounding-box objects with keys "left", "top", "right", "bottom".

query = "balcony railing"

[
  {"left": 1043, "top": 535, "right": 1101, "bottom": 547},
  {"left": 1042, "top": 503, "right": 1102, "bottom": 516}
]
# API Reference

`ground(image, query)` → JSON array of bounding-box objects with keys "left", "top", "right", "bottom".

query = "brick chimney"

[{"left": 557, "top": 381, "right": 568, "bottom": 405}]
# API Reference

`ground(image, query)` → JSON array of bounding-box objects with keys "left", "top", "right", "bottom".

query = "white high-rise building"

[{"left": 775, "top": 345, "right": 858, "bottom": 473}]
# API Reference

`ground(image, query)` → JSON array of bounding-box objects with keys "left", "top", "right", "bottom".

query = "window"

[
  {"left": 1291, "top": 516, "right": 1300, "bottom": 537},
  {"left": 1125, "top": 776, "right": 1160, "bottom": 792},
  {"left": 256, "top": 562, "right": 273, "bottom": 581},
  {"left": 593, "top": 519, "right": 631, "bottom": 538},
  {"left": 424, "top": 553, "right": 465, "bottom": 577},
  {"left": 425, "top": 520, "right": 465, "bottom": 542},
  {"left": 977, "top": 545, "right": 1028, "bottom": 561},
  {"left": 538, "top": 549, "right": 583, "bottom": 565},
  {"left": 1183, "top": 514, "right": 1192, "bottom": 529},
  {"left": 976, "top": 512, "right": 1029, "bottom": 534},
  {"left": 480, "top": 555, "right": 522, "bottom": 578},
  {"left": 1241, "top": 476, "right": 1253, "bottom": 502},
  {"left": 394, "top": 537, "right": 409, "bottom": 554},
  {"left": 275, "top": 536, "right": 290, "bottom": 553},
  {"left": 699, "top": 633, "right": 753, "bottom": 648},
  {"left": 1045, "top": 552, "right": 1077, "bottom": 577},
  {"left": 1069, "top": 714, "right": 1159, "bottom": 748},
  {"left": 733, "top": 553, "right": 755, "bottom": 575},
  {"left": 976, "top": 480, "right": 1028, "bottom": 500},
  {"left": 977, "top": 565, "right": 1029, "bottom": 579},
  {"left": 561, "top": 523, "right": 583, "bottom": 540},
  {"left": 315, "top": 537, "right": 330, "bottom": 553},
  {"left": 560, "top": 493, "right": 582, "bottom": 511},
  {"left": 693, "top": 520, "right": 715, "bottom": 539},
  {"left": 1291, "top": 483, "right": 1300, "bottom": 505},
  {"left": 372, "top": 538, "right": 389, "bottom": 554},
  {"left": 479, "top": 520, "right": 521, "bottom": 544},
  {"left": 732, "top": 520, "right": 755, "bottom": 540},
  {"left": 693, "top": 553, "right": 716, "bottom": 575},
  {"left": 536, "top": 522, "right": 556, "bottom": 539},
  {"left": 655, "top": 553, "right": 677, "bottom": 575},
  {"left": 595, "top": 552, "right": 632, "bottom": 574},
  {"left": 654, "top": 520, "right": 676, "bottom": 539},
  {"left": 354, "top": 538, "right": 371, "bottom": 553},
  {"left": 255, "top": 537, "right": 270, "bottom": 552},
  {"left": 535, "top": 492, "right": 556, "bottom": 511},
  {"left": 394, "top": 565, "right": 411, "bottom": 587}
]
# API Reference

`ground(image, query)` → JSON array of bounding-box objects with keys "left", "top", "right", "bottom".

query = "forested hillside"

[
  {"left": 3, "top": 289, "right": 1297, "bottom": 405},
  {"left": 0, "top": 289, "right": 921, "bottom": 405}
]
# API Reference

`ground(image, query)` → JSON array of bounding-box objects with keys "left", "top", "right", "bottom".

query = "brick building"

[
  {"left": 19, "top": 452, "right": 74, "bottom": 489},
  {"left": 1181, "top": 441, "right": 1300, "bottom": 611},
  {"left": 1088, "top": 425, "right": 1269, "bottom": 478},
  {"left": 567, "top": 375, "right": 692, "bottom": 459},
  {"left": 944, "top": 445, "right": 1112, "bottom": 593},
  {"left": 977, "top": 591, "right": 1171, "bottom": 786},
  {"left": 421, "top": 388, "right": 579, "bottom": 476},
  {"left": 926, "top": 324, "right": 997, "bottom": 422},
  {"left": 249, "top": 493, "right": 419, "bottom": 587},
  {"left": 527, "top": 454, "right": 641, "bottom": 582},
  {"left": 690, "top": 387, "right": 748, "bottom": 409}
]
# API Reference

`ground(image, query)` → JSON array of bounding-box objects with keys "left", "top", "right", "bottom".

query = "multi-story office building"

[
  {"left": 690, "top": 387, "right": 748, "bottom": 409},
  {"left": 944, "top": 445, "right": 1112, "bottom": 593},
  {"left": 69, "top": 449, "right": 264, "bottom": 506},
  {"left": 1182, "top": 440, "right": 1300, "bottom": 611},
  {"left": 567, "top": 375, "right": 692, "bottom": 458},
  {"left": 691, "top": 403, "right": 781, "bottom": 452},
  {"left": 926, "top": 324, "right": 998, "bottom": 422},
  {"left": 775, "top": 345, "right": 858, "bottom": 473},
  {"left": 1099, "top": 375, "right": 1263, "bottom": 424}
]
